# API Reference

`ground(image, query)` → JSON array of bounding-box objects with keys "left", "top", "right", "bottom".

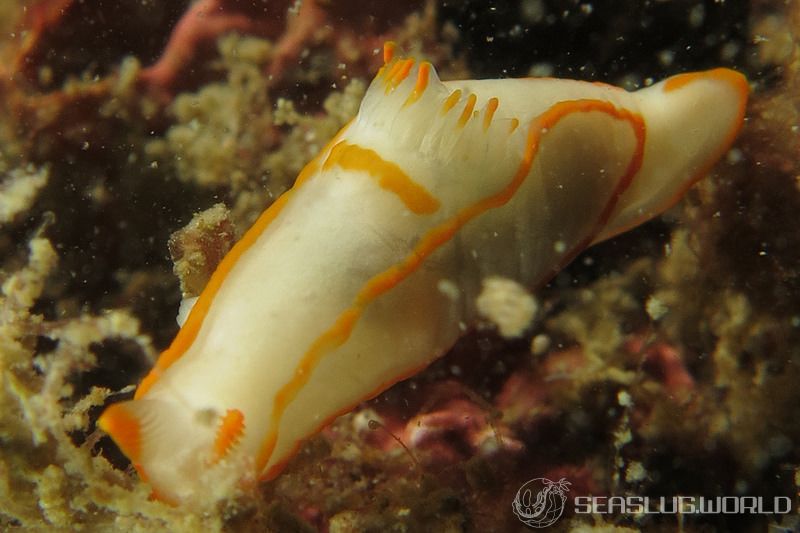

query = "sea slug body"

[{"left": 99, "top": 43, "right": 748, "bottom": 505}]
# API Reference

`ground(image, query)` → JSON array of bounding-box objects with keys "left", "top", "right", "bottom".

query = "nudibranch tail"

[{"left": 99, "top": 42, "right": 747, "bottom": 506}]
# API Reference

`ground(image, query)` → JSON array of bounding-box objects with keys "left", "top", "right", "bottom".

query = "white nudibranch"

[{"left": 99, "top": 42, "right": 748, "bottom": 505}]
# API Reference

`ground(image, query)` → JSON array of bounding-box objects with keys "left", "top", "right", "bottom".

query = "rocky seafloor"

[{"left": 0, "top": 0, "right": 798, "bottom": 531}]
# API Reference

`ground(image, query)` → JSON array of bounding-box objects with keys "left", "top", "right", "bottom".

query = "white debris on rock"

[
  {"left": 530, "top": 333, "right": 551, "bottom": 356},
  {"left": 475, "top": 276, "right": 538, "bottom": 338},
  {"left": 645, "top": 295, "right": 669, "bottom": 321},
  {"left": 0, "top": 165, "right": 48, "bottom": 225}
]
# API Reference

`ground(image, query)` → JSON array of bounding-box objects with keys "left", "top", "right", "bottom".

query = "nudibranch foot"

[{"left": 99, "top": 42, "right": 748, "bottom": 505}]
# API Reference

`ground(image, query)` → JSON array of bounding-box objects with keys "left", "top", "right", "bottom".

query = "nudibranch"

[{"left": 99, "top": 43, "right": 748, "bottom": 504}]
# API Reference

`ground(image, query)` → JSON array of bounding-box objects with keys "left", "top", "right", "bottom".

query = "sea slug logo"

[
  {"left": 512, "top": 477, "right": 571, "bottom": 528},
  {"left": 511, "top": 475, "right": 793, "bottom": 529}
]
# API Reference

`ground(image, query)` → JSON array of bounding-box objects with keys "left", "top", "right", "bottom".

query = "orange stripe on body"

[
  {"left": 662, "top": 68, "right": 746, "bottom": 93},
  {"left": 255, "top": 98, "right": 642, "bottom": 473},
  {"left": 322, "top": 141, "right": 440, "bottom": 215},
  {"left": 591, "top": 80, "right": 624, "bottom": 91},
  {"left": 541, "top": 103, "right": 646, "bottom": 283},
  {"left": 260, "top": 357, "right": 433, "bottom": 481},
  {"left": 135, "top": 122, "right": 354, "bottom": 399}
]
